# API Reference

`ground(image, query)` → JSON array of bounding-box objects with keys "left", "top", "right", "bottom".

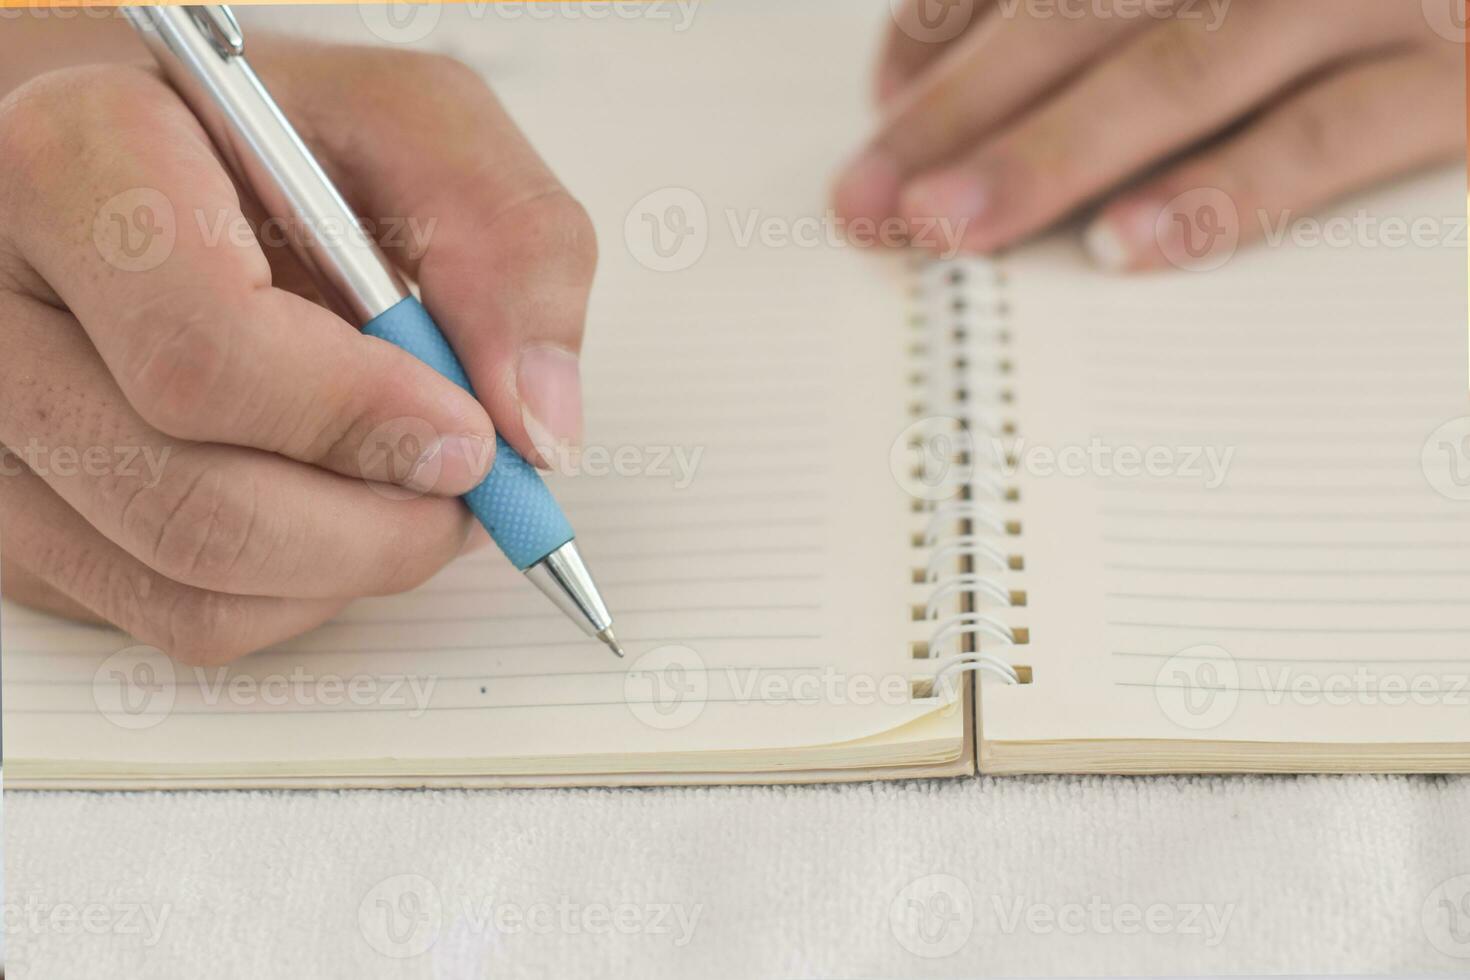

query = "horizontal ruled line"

[
  {"left": 1108, "top": 620, "right": 1470, "bottom": 635},
  {"left": 1106, "top": 593, "right": 1469, "bottom": 606}
]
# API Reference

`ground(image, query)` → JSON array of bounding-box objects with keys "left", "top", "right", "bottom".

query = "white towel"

[{"left": 7, "top": 775, "right": 1469, "bottom": 977}]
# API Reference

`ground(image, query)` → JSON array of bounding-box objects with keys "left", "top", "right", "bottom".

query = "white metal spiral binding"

[
  {"left": 931, "top": 653, "right": 1021, "bottom": 695},
  {"left": 911, "top": 257, "right": 1026, "bottom": 695},
  {"left": 930, "top": 612, "right": 1016, "bottom": 653},
  {"left": 924, "top": 536, "right": 1009, "bottom": 581},
  {"left": 925, "top": 574, "right": 1012, "bottom": 618},
  {"left": 923, "top": 502, "right": 1008, "bottom": 540}
]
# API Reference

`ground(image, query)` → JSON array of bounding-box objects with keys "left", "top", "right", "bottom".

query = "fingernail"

[
  {"left": 1083, "top": 218, "right": 1131, "bottom": 272},
  {"left": 1084, "top": 205, "right": 1157, "bottom": 273},
  {"left": 901, "top": 171, "right": 991, "bottom": 228},
  {"left": 834, "top": 148, "right": 902, "bottom": 223},
  {"left": 408, "top": 434, "right": 496, "bottom": 495},
  {"left": 517, "top": 345, "right": 583, "bottom": 468}
]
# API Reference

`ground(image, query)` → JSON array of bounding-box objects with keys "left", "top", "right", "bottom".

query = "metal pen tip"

[{"left": 596, "top": 627, "right": 625, "bottom": 658}]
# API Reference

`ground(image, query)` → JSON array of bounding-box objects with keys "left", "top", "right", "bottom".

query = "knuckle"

[
  {"left": 394, "top": 49, "right": 488, "bottom": 99},
  {"left": 0, "top": 65, "right": 168, "bottom": 198},
  {"left": 0, "top": 75, "right": 73, "bottom": 207},
  {"left": 125, "top": 465, "right": 264, "bottom": 590},
  {"left": 491, "top": 189, "right": 600, "bottom": 277}
]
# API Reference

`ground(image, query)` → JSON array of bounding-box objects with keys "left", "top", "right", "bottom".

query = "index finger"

[
  {"left": 878, "top": 0, "right": 990, "bottom": 103},
  {"left": 0, "top": 65, "right": 498, "bottom": 497}
]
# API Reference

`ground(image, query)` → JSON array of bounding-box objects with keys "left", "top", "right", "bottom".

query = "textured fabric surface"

[{"left": 6, "top": 775, "right": 1469, "bottom": 977}]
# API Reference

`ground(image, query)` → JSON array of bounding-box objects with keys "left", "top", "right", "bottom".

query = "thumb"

[{"left": 257, "top": 41, "right": 595, "bottom": 469}]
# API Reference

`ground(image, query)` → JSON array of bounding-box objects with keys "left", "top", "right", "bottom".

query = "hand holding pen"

[{"left": 0, "top": 17, "right": 615, "bottom": 662}]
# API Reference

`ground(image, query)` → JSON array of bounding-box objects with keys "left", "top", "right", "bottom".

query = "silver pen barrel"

[{"left": 123, "top": 5, "right": 406, "bottom": 323}]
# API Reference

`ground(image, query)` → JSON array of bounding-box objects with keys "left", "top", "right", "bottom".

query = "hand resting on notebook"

[
  {"left": 0, "top": 31, "right": 595, "bottom": 664},
  {"left": 835, "top": 0, "right": 1463, "bottom": 270}
]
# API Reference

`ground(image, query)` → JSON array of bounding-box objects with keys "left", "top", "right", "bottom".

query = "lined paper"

[
  {"left": 981, "top": 167, "right": 1470, "bottom": 765},
  {"left": 1, "top": 3, "right": 971, "bottom": 783}
]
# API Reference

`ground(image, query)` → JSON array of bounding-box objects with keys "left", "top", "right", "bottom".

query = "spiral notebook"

[{"left": 3, "top": 3, "right": 1468, "bottom": 787}]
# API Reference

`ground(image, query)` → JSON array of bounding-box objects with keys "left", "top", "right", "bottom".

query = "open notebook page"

[
  {"left": 2, "top": 3, "right": 971, "bottom": 783},
  {"left": 979, "top": 168, "right": 1470, "bottom": 772}
]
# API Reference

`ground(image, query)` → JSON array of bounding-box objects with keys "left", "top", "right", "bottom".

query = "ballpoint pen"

[{"left": 122, "top": 5, "right": 625, "bottom": 658}]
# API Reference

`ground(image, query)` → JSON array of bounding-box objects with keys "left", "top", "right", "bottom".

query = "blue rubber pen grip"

[{"left": 363, "top": 297, "right": 574, "bottom": 570}]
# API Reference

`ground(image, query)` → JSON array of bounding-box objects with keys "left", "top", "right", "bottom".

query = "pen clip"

[{"left": 189, "top": 5, "right": 245, "bottom": 59}]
